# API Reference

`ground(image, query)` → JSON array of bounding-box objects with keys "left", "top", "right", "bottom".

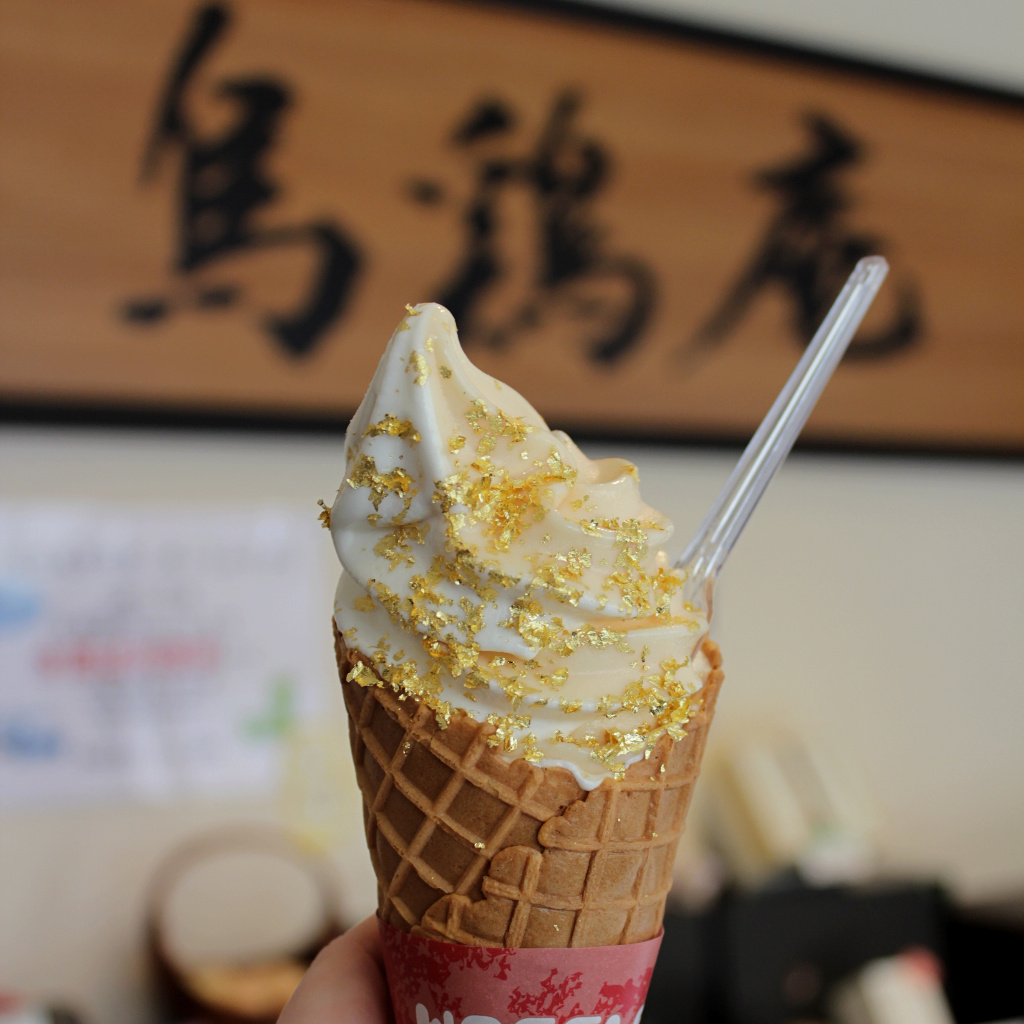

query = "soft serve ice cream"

[{"left": 330, "top": 303, "right": 711, "bottom": 790}]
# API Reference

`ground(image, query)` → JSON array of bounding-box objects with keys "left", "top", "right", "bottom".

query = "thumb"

[{"left": 278, "top": 915, "right": 391, "bottom": 1024}]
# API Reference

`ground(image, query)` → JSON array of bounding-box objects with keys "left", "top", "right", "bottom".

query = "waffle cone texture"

[{"left": 335, "top": 622, "right": 723, "bottom": 948}]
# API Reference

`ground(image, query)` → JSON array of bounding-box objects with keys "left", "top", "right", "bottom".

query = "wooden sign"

[{"left": 2, "top": 0, "right": 1022, "bottom": 451}]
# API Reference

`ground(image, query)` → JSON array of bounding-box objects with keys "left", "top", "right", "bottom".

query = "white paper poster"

[{"left": 0, "top": 502, "right": 324, "bottom": 807}]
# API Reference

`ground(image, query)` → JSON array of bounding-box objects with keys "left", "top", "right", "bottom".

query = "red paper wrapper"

[{"left": 379, "top": 919, "right": 663, "bottom": 1024}]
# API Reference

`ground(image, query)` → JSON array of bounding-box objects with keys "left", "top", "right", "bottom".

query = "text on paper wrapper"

[{"left": 416, "top": 1007, "right": 637, "bottom": 1024}]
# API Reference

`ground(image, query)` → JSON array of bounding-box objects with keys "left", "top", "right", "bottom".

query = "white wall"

[
  {"left": 2, "top": 429, "right": 1021, "bottom": 899},
  {"left": 578, "top": 0, "right": 1024, "bottom": 93},
  {"left": 618, "top": 442, "right": 1024, "bottom": 896}
]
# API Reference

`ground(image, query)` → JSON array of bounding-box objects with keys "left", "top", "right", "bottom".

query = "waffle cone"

[{"left": 335, "top": 622, "right": 723, "bottom": 948}]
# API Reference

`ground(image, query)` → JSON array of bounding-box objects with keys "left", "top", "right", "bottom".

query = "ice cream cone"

[
  {"left": 335, "top": 622, "right": 723, "bottom": 949},
  {"left": 326, "top": 302, "right": 726, "bottom": 1019}
]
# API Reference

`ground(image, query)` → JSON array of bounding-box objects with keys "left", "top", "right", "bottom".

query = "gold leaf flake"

[
  {"left": 316, "top": 499, "right": 331, "bottom": 529},
  {"left": 538, "top": 668, "right": 569, "bottom": 690},
  {"left": 346, "top": 662, "right": 377, "bottom": 688},
  {"left": 522, "top": 744, "right": 543, "bottom": 764},
  {"left": 407, "top": 352, "right": 430, "bottom": 385},
  {"left": 563, "top": 548, "right": 591, "bottom": 574},
  {"left": 363, "top": 414, "right": 421, "bottom": 443},
  {"left": 465, "top": 398, "right": 533, "bottom": 454},
  {"left": 374, "top": 522, "right": 429, "bottom": 570},
  {"left": 485, "top": 711, "right": 531, "bottom": 753},
  {"left": 347, "top": 455, "right": 416, "bottom": 512}
]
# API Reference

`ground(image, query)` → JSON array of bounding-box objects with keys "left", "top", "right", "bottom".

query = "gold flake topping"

[
  {"left": 317, "top": 499, "right": 331, "bottom": 529},
  {"left": 465, "top": 398, "right": 534, "bottom": 455},
  {"left": 485, "top": 711, "right": 531, "bottom": 753},
  {"left": 374, "top": 522, "right": 429, "bottom": 570},
  {"left": 407, "top": 351, "right": 430, "bottom": 386},
  {"left": 363, "top": 414, "right": 421, "bottom": 443},
  {"left": 333, "top": 330, "right": 709, "bottom": 779},
  {"left": 347, "top": 455, "right": 416, "bottom": 514},
  {"left": 346, "top": 662, "right": 377, "bottom": 688},
  {"left": 396, "top": 304, "right": 420, "bottom": 331}
]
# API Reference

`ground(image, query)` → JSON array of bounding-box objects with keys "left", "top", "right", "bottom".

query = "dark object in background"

[
  {"left": 0, "top": 1005, "right": 87, "bottom": 1024},
  {"left": 945, "top": 897, "right": 1024, "bottom": 1024},
  {"left": 49, "top": 1012, "right": 86, "bottom": 1024},
  {"left": 645, "top": 879, "right": 946, "bottom": 1024},
  {"left": 644, "top": 905, "right": 711, "bottom": 1024}
]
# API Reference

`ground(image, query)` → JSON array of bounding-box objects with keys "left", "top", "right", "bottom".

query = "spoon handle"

[{"left": 677, "top": 256, "right": 890, "bottom": 611}]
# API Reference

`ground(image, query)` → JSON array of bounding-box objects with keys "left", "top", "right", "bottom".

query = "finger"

[{"left": 278, "top": 915, "right": 391, "bottom": 1024}]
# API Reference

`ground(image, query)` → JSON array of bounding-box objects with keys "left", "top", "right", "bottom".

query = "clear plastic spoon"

[{"left": 676, "top": 256, "right": 890, "bottom": 615}]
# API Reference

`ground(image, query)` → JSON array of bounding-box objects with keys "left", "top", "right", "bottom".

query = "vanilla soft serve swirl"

[{"left": 331, "top": 303, "right": 711, "bottom": 789}]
